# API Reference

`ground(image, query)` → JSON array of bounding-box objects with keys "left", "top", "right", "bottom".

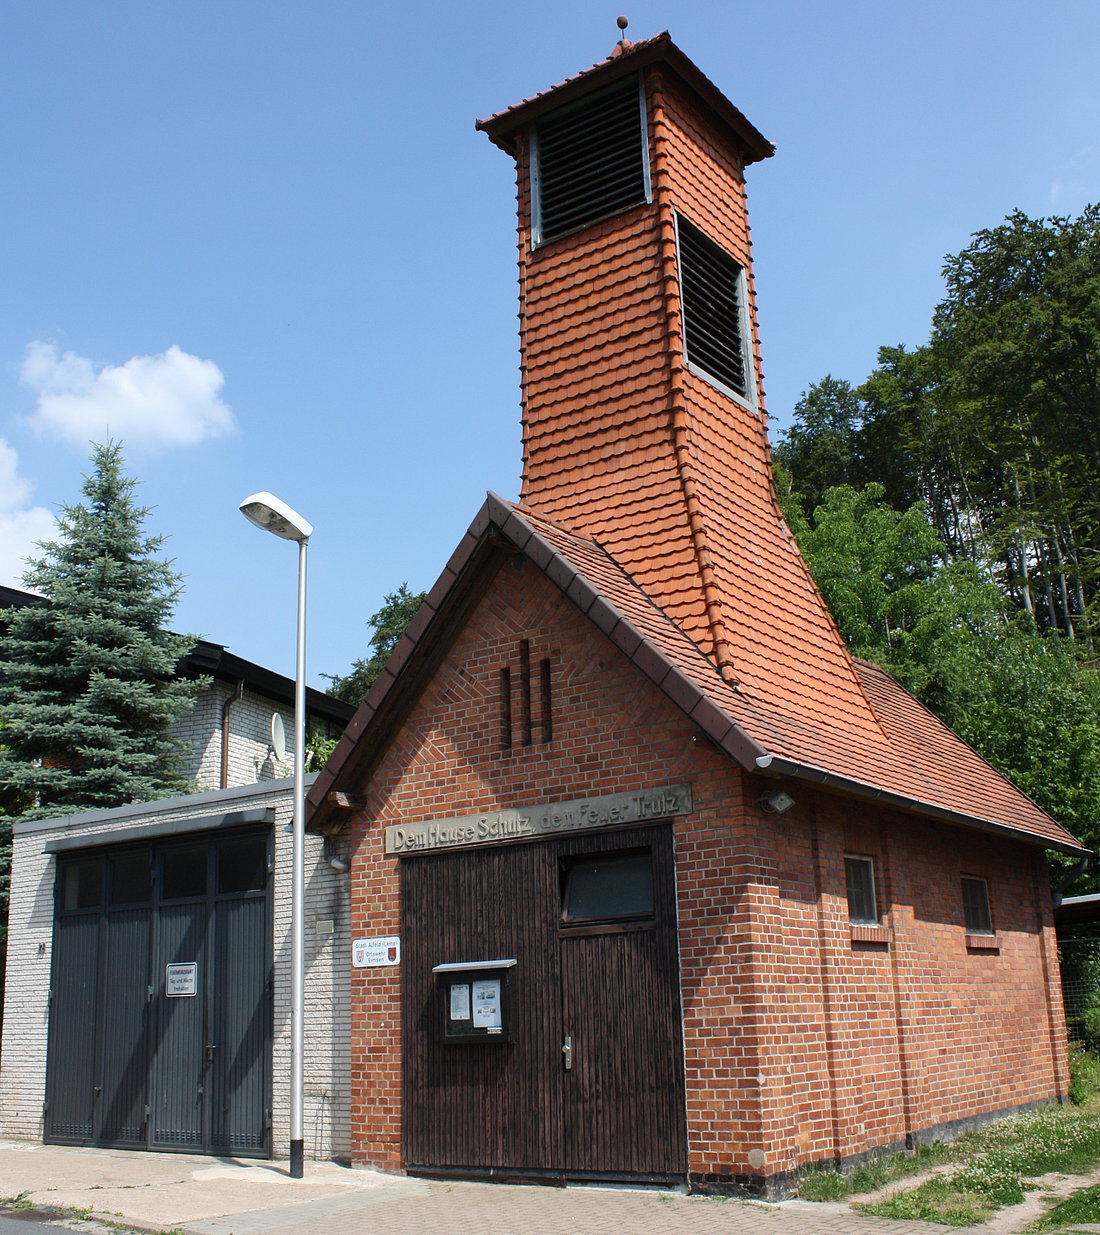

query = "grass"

[
  {"left": 1028, "top": 1181, "right": 1100, "bottom": 1231},
  {"left": 1069, "top": 1043, "right": 1100, "bottom": 1105},
  {"left": 798, "top": 1050, "right": 1100, "bottom": 1226},
  {"left": 862, "top": 1107, "right": 1100, "bottom": 1226},
  {"left": 797, "top": 1141, "right": 951, "bottom": 1202}
]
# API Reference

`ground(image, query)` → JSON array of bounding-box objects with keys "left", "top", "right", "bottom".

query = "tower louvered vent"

[
  {"left": 678, "top": 216, "right": 750, "bottom": 400},
  {"left": 534, "top": 77, "right": 648, "bottom": 244}
]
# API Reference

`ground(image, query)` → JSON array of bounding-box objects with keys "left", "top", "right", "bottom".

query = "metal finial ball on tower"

[{"left": 617, "top": 15, "right": 629, "bottom": 31}]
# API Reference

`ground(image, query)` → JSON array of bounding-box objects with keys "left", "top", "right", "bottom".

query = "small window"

[
  {"left": 62, "top": 858, "right": 103, "bottom": 911},
  {"left": 218, "top": 837, "right": 267, "bottom": 894},
  {"left": 962, "top": 877, "right": 993, "bottom": 935},
  {"left": 532, "top": 76, "right": 650, "bottom": 245},
  {"left": 562, "top": 850, "right": 654, "bottom": 923},
  {"left": 161, "top": 847, "right": 208, "bottom": 900},
  {"left": 844, "top": 855, "right": 879, "bottom": 926},
  {"left": 677, "top": 215, "right": 752, "bottom": 402},
  {"left": 110, "top": 850, "right": 152, "bottom": 905}
]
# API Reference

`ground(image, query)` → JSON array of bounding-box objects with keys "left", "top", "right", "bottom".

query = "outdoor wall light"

[
  {"left": 760, "top": 788, "right": 796, "bottom": 815},
  {"left": 323, "top": 835, "right": 350, "bottom": 873}
]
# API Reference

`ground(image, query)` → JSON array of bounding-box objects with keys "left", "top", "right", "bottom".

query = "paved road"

[
  {"left": 0, "top": 1217, "right": 100, "bottom": 1235},
  {"left": 167, "top": 1176, "right": 954, "bottom": 1235}
]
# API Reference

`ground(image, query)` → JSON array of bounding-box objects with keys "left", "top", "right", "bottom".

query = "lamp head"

[
  {"left": 240, "top": 491, "right": 313, "bottom": 542},
  {"left": 760, "top": 788, "right": 796, "bottom": 815}
]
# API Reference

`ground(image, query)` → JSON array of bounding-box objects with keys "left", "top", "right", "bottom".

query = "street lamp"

[{"left": 240, "top": 490, "right": 312, "bottom": 1179}]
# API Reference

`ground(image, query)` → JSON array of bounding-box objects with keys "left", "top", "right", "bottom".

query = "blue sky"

[{"left": 2, "top": 1, "right": 1098, "bottom": 687}]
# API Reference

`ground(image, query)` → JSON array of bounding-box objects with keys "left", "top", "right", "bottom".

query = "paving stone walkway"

[
  {"left": 175, "top": 1175, "right": 956, "bottom": 1235},
  {"left": 0, "top": 1141, "right": 958, "bottom": 1235}
]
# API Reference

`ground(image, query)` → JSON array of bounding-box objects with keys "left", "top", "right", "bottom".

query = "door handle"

[
  {"left": 562, "top": 1034, "right": 573, "bottom": 1070},
  {"left": 205, "top": 1043, "right": 217, "bottom": 1063}
]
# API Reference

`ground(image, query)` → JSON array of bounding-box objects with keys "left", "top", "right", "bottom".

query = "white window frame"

[{"left": 673, "top": 212, "right": 758, "bottom": 413}]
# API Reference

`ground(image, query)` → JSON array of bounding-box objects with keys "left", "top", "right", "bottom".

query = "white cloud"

[
  {"left": 0, "top": 437, "right": 55, "bottom": 588},
  {"left": 20, "top": 341, "right": 236, "bottom": 451}
]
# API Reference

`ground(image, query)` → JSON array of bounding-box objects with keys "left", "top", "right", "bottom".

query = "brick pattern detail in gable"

[{"left": 340, "top": 563, "right": 1066, "bottom": 1183}]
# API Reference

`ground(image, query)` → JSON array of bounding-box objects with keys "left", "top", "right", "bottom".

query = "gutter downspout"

[
  {"left": 1054, "top": 852, "right": 1092, "bottom": 906},
  {"left": 220, "top": 680, "right": 245, "bottom": 789}
]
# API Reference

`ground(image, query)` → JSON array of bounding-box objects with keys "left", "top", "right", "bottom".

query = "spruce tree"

[{"left": 0, "top": 441, "right": 202, "bottom": 817}]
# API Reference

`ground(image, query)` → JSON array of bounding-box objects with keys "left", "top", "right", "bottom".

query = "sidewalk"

[{"left": 0, "top": 1141, "right": 954, "bottom": 1235}]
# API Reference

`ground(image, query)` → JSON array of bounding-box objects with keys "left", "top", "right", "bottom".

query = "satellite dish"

[{"left": 271, "top": 713, "right": 287, "bottom": 762}]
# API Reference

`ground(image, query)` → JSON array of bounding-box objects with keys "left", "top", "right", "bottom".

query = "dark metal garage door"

[{"left": 45, "top": 828, "right": 272, "bottom": 1156}]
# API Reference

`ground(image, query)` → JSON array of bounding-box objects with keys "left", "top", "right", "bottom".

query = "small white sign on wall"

[
  {"left": 352, "top": 936, "right": 400, "bottom": 968},
  {"left": 166, "top": 962, "right": 198, "bottom": 997}
]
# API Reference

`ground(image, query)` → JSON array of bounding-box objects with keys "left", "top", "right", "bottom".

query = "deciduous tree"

[{"left": 324, "top": 583, "right": 426, "bottom": 707}]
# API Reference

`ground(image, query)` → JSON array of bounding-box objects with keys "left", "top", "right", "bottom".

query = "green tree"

[
  {"left": 794, "top": 483, "right": 1100, "bottom": 867},
  {"left": 930, "top": 206, "right": 1100, "bottom": 639},
  {"left": 0, "top": 442, "right": 203, "bottom": 817},
  {"left": 780, "top": 208, "right": 1100, "bottom": 642},
  {"left": 325, "top": 583, "right": 425, "bottom": 707},
  {"left": 772, "top": 375, "right": 863, "bottom": 515}
]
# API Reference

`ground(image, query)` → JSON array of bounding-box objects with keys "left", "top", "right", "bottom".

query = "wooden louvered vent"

[
  {"left": 677, "top": 216, "right": 750, "bottom": 400},
  {"left": 534, "top": 77, "right": 648, "bottom": 244}
]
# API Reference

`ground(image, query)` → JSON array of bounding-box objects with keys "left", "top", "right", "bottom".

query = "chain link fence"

[{"left": 1060, "top": 936, "right": 1100, "bottom": 1046}]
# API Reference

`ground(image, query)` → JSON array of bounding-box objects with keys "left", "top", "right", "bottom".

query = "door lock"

[{"left": 562, "top": 1034, "right": 573, "bottom": 1070}]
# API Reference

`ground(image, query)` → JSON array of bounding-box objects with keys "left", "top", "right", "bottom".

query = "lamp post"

[{"left": 239, "top": 490, "right": 312, "bottom": 1179}]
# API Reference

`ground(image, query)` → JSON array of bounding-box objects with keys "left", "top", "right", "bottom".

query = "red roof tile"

[
  {"left": 476, "top": 33, "right": 773, "bottom": 166},
  {"left": 307, "top": 495, "right": 1082, "bottom": 854}
]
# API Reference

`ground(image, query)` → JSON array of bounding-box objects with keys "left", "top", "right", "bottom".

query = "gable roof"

[{"left": 307, "top": 494, "right": 1084, "bottom": 857}]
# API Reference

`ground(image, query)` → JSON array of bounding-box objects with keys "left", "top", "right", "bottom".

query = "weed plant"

[{"left": 1069, "top": 1045, "right": 1100, "bottom": 1105}]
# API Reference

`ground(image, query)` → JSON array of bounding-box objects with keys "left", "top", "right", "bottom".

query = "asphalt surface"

[{"left": 0, "top": 1219, "right": 84, "bottom": 1235}]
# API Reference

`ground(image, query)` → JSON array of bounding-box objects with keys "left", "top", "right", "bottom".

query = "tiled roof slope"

[{"left": 307, "top": 494, "right": 1083, "bottom": 855}]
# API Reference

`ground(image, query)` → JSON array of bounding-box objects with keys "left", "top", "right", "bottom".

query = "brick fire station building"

[{"left": 307, "top": 32, "right": 1085, "bottom": 1195}]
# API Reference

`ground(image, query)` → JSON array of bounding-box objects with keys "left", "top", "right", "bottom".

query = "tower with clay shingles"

[{"left": 478, "top": 31, "right": 887, "bottom": 751}]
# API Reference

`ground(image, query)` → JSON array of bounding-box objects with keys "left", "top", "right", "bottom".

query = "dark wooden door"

[
  {"left": 403, "top": 842, "right": 562, "bottom": 1171},
  {"left": 402, "top": 823, "right": 685, "bottom": 1181},
  {"left": 558, "top": 828, "right": 686, "bottom": 1175}
]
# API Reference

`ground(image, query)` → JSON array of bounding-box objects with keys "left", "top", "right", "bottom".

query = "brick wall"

[
  {"left": 0, "top": 778, "right": 351, "bottom": 1162},
  {"left": 340, "top": 561, "right": 1067, "bottom": 1188},
  {"left": 169, "top": 682, "right": 299, "bottom": 790}
]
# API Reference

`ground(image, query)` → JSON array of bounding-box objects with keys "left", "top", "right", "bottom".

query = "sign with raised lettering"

[{"left": 385, "top": 784, "right": 692, "bottom": 855}]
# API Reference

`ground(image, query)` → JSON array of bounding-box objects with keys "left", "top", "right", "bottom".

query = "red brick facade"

[
  {"left": 338, "top": 561, "right": 1067, "bottom": 1189},
  {"left": 311, "top": 33, "right": 1078, "bottom": 1195}
]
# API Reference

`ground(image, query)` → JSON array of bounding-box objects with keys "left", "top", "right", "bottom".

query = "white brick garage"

[{"left": 0, "top": 776, "right": 351, "bottom": 1162}]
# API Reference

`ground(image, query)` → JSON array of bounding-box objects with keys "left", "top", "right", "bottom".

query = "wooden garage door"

[{"left": 402, "top": 824, "right": 686, "bottom": 1182}]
